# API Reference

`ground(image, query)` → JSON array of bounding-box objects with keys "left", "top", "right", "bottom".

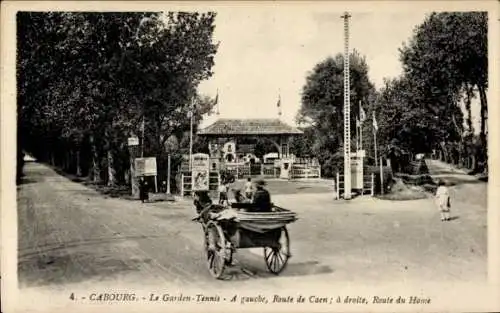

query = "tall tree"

[
  {"left": 17, "top": 12, "right": 219, "bottom": 186},
  {"left": 398, "top": 12, "right": 487, "bottom": 170},
  {"left": 297, "top": 51, "right": 376, "bottom": 176}
]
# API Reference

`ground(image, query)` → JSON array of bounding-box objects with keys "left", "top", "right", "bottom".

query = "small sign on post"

[{"left": 128, "top": 136, "right": 139, "bottom": 146}]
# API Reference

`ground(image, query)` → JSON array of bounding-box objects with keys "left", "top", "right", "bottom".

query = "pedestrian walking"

[
  {"left": 244, "top": 177, "right": 253, "bottom": 200},
  {"left": 218, "top": 180, "right": 229, "bottom": 205},
  {"left": 139, "top": 176, "right": 149, "bottom": 203},
  {"left": 435, "top": 179, "right": 451, "bottom": 221}
]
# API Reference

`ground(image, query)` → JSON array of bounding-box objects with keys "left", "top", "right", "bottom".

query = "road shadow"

[
  {"left": 447, "top": 216, "right": 460, "bottom": 221},
  {"left": 18, "top": 250, "right": 152, "bottom": 288},
  {"left": 445, "top": 179, "right": 484, "bottom": 186},
  {"left": 18, "top": 234, "right": 172, "bottom": 260},
  {"left": 219, "top": 254, "right": 334, "bottom": 281},
  {"left": 17, "top": 177, "right": 39, "bottom": 186},
  {"left": 429, "top": 169, "right": 467, "bottom": 175}
]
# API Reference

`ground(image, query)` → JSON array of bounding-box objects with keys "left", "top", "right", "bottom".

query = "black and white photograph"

[{"left": 2, "top": 1, "right": 499, "bottom": 312}]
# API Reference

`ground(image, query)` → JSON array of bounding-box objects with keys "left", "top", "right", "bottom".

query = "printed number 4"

[{"left": 70, "top": 293, "right": 75, "bottom": 300}]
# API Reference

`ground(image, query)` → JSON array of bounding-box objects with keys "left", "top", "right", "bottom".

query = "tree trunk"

[
  {"left": 76, "top": 149, "right": 82, "bottom": 176},
  {"left": 477, "top": 85, "right": 488, "bottom": 173},
  {"left": 89, "top": 135, "right": 100, "bottom": 183},
  {"left": 478, "top": 85, "right": 488, "bottom": 137},
  {"left": 464, "top": 84, "right": 473, "bottom": 133},
  {"left": 439, "top": 142, "right": 448, "bottom": 163},
  {"left": 107, "top": 149, "right": 116, "bottom": 186}
]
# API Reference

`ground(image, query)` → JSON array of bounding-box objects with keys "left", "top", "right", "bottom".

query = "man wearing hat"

[{"left": 252, "top": 179, "right": 272, "bottom": 212}]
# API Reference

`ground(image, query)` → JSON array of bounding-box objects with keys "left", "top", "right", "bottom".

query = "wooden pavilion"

[
  {"left": 179, "top": 118, "right": 320, "bottom": 196},
  {"left": 197, "top": 118, "right": 303, "bottom": 163}
]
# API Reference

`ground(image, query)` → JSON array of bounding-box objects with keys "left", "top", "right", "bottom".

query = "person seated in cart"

[
  {"left": 192, "top": 190, "right": 214, "bottom": 220},
  {"left": 192, "top": 190, "right": 229, "bottom": 221},
  {"left": 251, "top": 179, "right": 272, "bottom": 212}
]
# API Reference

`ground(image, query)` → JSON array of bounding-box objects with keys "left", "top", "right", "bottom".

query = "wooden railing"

[
  {"left": 335, "top": 173, "right": 375, "bottom": 199},
  {"left": 290, "top": 164, "right": 321, "bottom": 179}
]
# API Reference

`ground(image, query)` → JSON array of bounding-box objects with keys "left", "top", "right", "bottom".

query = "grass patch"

[
  {"left": 376, "top": 191, "right": 428, "bottom": 201},
  {"left": 376, "top": 178, "right": 429, "bottom": 201}
]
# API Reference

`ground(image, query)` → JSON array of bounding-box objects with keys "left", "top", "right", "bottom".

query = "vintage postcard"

[{"left": 1, "top": 1, "right": 499, "bottom": 312}]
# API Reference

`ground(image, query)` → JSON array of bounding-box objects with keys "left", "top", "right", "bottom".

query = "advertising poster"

[{"left": 192, "top": 153, "right": 210, "bottom": 191}]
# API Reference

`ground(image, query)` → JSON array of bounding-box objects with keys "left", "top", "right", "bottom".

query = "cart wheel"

[
  {"left": 205, "top": 222, "right": 227, "bottom": 279},
  {"left": 264, "top": 227, "right": 290, "bottom": 275}
]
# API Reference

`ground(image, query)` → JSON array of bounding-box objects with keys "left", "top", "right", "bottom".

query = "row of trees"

[
  {"left": 17, "top": 12, "right": 218, "bottom": 188},
  {"left": 292, "top": 12, "right": 488, "bottom": 177}
]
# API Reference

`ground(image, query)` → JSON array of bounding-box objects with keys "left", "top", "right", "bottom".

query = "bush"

[
  {"left": 365, "top": 165, "right": 393, "bottom": 194},
  {"left": 396, "top": 173, "right": 434, "bottom": 186}
]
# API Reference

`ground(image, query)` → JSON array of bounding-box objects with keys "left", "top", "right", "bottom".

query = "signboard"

[
  {"left": 350, "top": 155, "right": 364, "bottom": 189},
  {"left": 128, "top": 136, "right": 139, "bottom": 146},
  {"left": 192, "top": 153, "right": 210, "bottom": 191},
  {"left": 134, "top": 157, "right": 157, "bottom": 177}
]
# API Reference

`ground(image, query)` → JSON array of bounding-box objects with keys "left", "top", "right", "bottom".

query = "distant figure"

[
  {"left": 244, "top": 177, "right": 253, "bottom": 200},
  {"left": 218, "top": 181, "right": 229, "bottom": 205},
  {"left": 435, "top": 179, "right": 451, "bottom": 221},
  {"left": 139, "top": 176, "right": 149, "bottom": 203},
  {"left": 252, "top": 179, "right": 272, "bottom": 212}
]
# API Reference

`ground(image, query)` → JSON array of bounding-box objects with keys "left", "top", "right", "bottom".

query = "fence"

[
  {"left": 290, "top": 164, "right": 321, "bottom": 179},
  {"left": 179, "top": 160, "right": 321, "bottom": 186},
  {"left": 335, "top": 173, "right": 375, "bottom": 199}
]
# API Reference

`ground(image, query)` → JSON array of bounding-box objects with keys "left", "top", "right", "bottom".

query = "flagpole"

[
  {"left": 359, "top": 101, "right": 363, "bottom": 150},
  {"left": 277, "top": 90, "right": 282, "bottom": 118},
  {"left": 356, "top": 119, "right": 359, "bottom": 152},
  {"left": 216, "top": 89, "right": 220, "bottom": 116},
  {"left": 189, "top": 96, "right": 194, "bottom": 172},
  {"left": 373, "top": 111, "right": 378, "bottom": 167}
]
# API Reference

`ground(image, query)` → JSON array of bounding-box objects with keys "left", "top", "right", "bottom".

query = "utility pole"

[{"left": 341, "top": 12, "right": 352, "bottom": 200}]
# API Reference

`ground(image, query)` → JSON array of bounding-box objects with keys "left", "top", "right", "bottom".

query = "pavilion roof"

[{"left": 197, "top": 118, "right": 303, "bottom": 136}]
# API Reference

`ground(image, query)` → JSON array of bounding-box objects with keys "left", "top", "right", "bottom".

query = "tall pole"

[
  {"left": 167, "top": 154, "right": 171, "bottom": 194},
  {"left": 374, "top": 126, "right": 378, "bottom": 167},
  {"left": 342, "top": 12, "right": 352, "bottom": 200},
  {"left": 141, "top": 115, "right": 145, "bottom": 158},
  {"left": 189, "top": 97, "right": 194, "bottom": 171},
  {"left": 356, "top": 119, "right": 359, "bottom": 152},
  {"left": 359, "top": 100, "right": 363, "bottom": 150},
  {"left": 277, "top": 90, "right": 282, "bottom": 118}
]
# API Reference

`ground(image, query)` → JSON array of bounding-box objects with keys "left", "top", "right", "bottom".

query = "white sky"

[{"left": 197, "top": 9, "right": 430, "bottom": 128}]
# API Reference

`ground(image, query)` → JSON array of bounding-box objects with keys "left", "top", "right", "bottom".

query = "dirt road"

[{"left": 17, "top": 161, "right": 486, "bottom": 294}]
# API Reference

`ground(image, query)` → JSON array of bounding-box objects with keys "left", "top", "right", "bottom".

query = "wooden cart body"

[{"left": 198, "top": 202, "right": 298, "bottom": 279}]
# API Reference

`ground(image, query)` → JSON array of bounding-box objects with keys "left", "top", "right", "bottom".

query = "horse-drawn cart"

[{"left": 196, "top": 202, "right": 298, "bottom": 279}]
